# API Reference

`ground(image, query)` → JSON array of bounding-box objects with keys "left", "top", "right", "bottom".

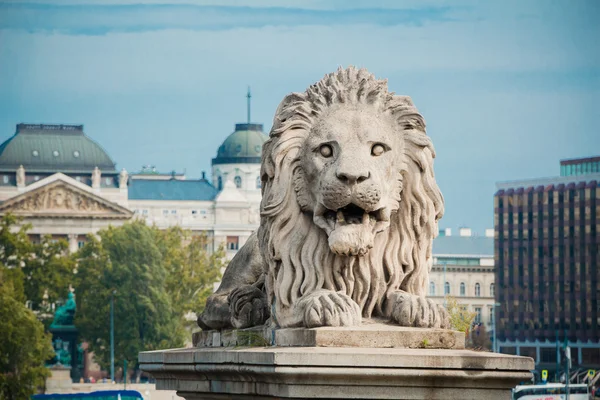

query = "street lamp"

[{"left": 110, "top": 290, "right": 116, "bottom": 383}]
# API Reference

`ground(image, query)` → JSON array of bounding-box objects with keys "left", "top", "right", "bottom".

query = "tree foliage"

[
  {"left": 157, "top": 227, "right": 225, "bottom": 327},
  {"left": 445, "top": 296, "right": 476, "bottom": 334},
  {"left": 0, "top": 266, "right": 54, "bottom": 400},
  {"left": 0, "top": 215, "right": 76, "bottom": 319},
  {"left": 75, "top": 221, "right": 181, "bottom": 373},
  {"left": 74, "top": 221, "right": 224, "bottom": 374}
]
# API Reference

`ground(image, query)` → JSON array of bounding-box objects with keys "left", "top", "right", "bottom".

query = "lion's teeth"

[{"left": 362, "top": 212, "right": 370, "bottom": 225}]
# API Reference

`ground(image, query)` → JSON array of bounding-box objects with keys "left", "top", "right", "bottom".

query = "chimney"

[
  {"left": 459, "top": 227, "right": 472, "bottom": 237},
  {"left": 485, "top": 228, "right": 494, "bottom": 238}
]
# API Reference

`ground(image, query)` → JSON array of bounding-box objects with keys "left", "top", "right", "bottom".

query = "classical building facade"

[
  {"left": 0, "top": 124, "right": 132, "bottom": 252},
  {"left": 494, "top": 156, "right": 600, "bottom": 370},
  {"left": 0, "top": 122, "right": 266, "bottom": 259},
  {"left": 429, "top": 228, "right": 495, "bottom": 330}
]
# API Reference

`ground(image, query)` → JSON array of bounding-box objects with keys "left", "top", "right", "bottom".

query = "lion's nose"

[{"left": 336, "top": 169, "right": 371, "bottom": 184}]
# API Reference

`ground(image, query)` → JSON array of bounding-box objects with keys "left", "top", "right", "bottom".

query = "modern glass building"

[{"left": 494, "top": 156, "right": 600, "bottom": 372}]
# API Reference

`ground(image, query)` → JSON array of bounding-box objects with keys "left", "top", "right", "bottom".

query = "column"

[{"left": 67, "top": 234, "right": 78, "bottom": 253}]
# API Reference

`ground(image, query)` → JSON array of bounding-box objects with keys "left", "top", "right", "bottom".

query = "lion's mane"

[{"left": 258, "top": 67, "right": 444, "bottom": 321}]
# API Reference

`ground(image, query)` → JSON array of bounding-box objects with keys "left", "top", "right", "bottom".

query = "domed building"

[
  {"left": 0, "top": 121, "right": 265, "bottom": 260},
  {"left": 205, "top": 122, "right": 267, "bottom": 255},
  {"left": 0, "top": 123, "right": 132, "bottom": 252},
  {"left": 211, "top": 123, "right": 267, "bottom": 205}
]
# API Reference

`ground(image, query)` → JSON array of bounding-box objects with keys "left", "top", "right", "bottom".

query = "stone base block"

[
  {"left": 45, "top": 366, "right": 73, "bottom": 394},
  {"left": 192, "top": 322, "right": 465, "bottom": 350},
  {"left": 139, "top": 345, "right": 534, "bottom": 399}
]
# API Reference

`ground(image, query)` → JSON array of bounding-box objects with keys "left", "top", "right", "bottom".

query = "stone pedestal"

[
  {"left": 45, "top": 365, "right": 73, "bottom": 394},
  {"left": 139, "top": 325, "right": 533, "bottom": 399}
]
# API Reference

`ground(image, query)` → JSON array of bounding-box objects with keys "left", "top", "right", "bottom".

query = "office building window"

[
  {"left": 171, "top": 210, "right": 177, "bottom": 215},
  {"left": 490, "top": 283, "right": 495, "bottom": 297},
  {"left": 2, "top": 175, "right": 8, "bottom": 184},
  {"left": 163, "top": 209, "right": 169, "bottom": 215},
  {"left": 475, "top": 283, "right": 481, "bottom": 297},
  {"left": 429, "top": 281, "right": 435, "bottom": 296},
  {"left": 460, "top": 282, "right": 466, "bottom": 296},
  {"left": 227, "top": 236, "right": 239, "bottom": 251},
  {"left": 444, "top": 282, "right": 450, "bottom": 295}
]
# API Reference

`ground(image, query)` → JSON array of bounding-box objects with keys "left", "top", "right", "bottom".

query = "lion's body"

[{"left": 199, "top": 67, "right": 447, "bottom": 330}]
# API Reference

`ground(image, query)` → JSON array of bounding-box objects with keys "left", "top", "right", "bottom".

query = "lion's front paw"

[
  {"left": 299, "top": 290, "right": 361, "bottom": 328},
  {"left": 390, "top": 292, "right": 450, "bottom": 329},
  {"left": 228, "top": 285, "right": 269, "bottom": 329}
]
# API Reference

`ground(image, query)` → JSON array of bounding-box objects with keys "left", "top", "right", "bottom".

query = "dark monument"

[{"left": 48, "top": 291, "right": 82, "bottom": 382}]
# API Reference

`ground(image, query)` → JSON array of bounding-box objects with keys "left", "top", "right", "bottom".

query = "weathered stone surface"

[
  {"left": 275, "top": 324, "right": 464, "bottom": 349},
  {"left": 193, "top": 322, "right": 465, "bottom": 350},
  {"left": 139, "top": 346, "right": 534, "bottom": 399},
  {"left": 198, "top": 66, "right": 449, "bottom": 331}
]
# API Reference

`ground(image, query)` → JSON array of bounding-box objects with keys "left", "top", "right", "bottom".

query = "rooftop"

[
  {"left": 432, "top": 235, "right": 494, "bottom": 257},
  {"left": 496, "top": 173, "right": 600, "bottom": 190},
  {"left": 212, "top": 123, "right": 268, "bottom": 165},
  {"left": 128, "top": 178, "right": 217, "bottom": 201},
  {"left": 0, "top": 123, "right": 116, "bottom": 173}
]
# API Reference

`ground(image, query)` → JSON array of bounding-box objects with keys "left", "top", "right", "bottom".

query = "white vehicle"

[{"left": 512, "top": 383, "right": 588, "bottom": 400}]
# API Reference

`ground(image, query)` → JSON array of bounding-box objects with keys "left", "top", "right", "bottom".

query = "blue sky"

[{"left": 0, "top": 0, "right": 598, "bottom": 233}]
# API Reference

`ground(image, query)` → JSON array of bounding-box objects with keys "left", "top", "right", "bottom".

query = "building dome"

[
  {"left": 0, "top": 124, "right": 116, "bottom": 173},
  {"left": 212, "top": 123, "right": 268, "bottom": 165}
]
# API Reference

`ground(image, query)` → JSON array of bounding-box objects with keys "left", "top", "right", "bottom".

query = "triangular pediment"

[{"left": 0, "top": 176, "right": 132, "bottom": 219}]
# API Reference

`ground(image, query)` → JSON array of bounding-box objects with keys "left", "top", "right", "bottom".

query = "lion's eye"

[
  {"left": 319, "top": 144, "right": 333, "bottom": 158},
  {"left": 371, "top": 144, "right": 385, "bottom": 157}
]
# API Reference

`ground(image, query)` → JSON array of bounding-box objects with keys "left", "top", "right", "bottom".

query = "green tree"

[
  {"left": 157, "top": 227, "right": 224, "bottom": 328},
  {"left": 0, "top": 269, "right": 54, "bottom": 400},
  {"left": 0, "top": 214, "right": 76, "bottom": 320},
  {"left": 23, "top": 236, "right": 76, "bottom": 327},
  {"left": 74, "top": 221, "right": 183, "bottom": 379},
  {"left": 445, "top": 296, "right": 476, "bottom": 334}
]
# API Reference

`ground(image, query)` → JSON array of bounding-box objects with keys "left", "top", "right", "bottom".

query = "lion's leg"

[
  {"left": 384, "top": 291, "right": 450, "bottom": 329},
  {"left": 197, "top": 232, "right": 269, "bottom": 330},
  {"left": 275, "top": 290, "right": 362, "bottom": 328}
]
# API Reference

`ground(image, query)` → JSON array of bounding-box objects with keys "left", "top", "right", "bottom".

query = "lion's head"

[{"left": 258, "top": 67, "right": 443, "bottom": 320}]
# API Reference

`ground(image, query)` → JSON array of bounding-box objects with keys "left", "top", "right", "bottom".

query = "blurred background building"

[
  {"left": 494, "top": 156, "right": 600, "bottom": 372},
  {"left": 429, "top": 227, "right": 495, "bottom": 329},
  {"left": 0, "top": 120, "right": 267, "bottom": 260}
]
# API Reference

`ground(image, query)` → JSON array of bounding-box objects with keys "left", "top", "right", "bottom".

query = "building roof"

[
  {"left": 560, "top": 155, "right": 600, "bottom": 166},
  {"left": 495, "top": 172, "right": 600, "bottom": 191},
  {"left": 0, "top": 124, "right": 116, "bottom": 173},
  {"left": 432, "top": 235, "right": 494, "bottom": 257},
  {"left": 128, "top": 179, "right": 218, "bottom": 201},
  {"left": 212, "top": 123, "right": 268, "bottom": 165}
]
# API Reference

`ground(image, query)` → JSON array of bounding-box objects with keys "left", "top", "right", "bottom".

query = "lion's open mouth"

[
  {"left": 313, "top": 203, "right": 391, "bottom": 256},
  {"left": 325, "top": 204, "right": 384, "bottom": 228}
]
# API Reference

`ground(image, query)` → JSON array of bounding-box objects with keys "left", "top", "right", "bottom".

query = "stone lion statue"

[{"left": 199, "top": 66, "right": 449, "bottom": 330}]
